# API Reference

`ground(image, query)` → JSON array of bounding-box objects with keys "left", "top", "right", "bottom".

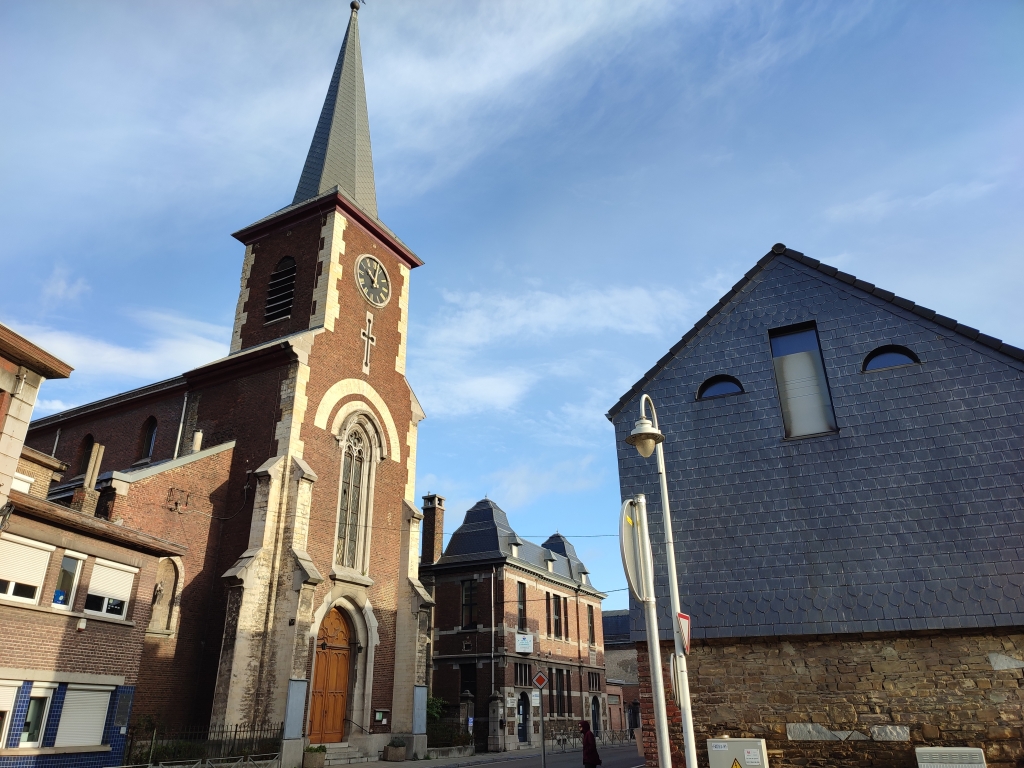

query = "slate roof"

[
  {"left": 293, "top": 3, "right": 378, "bottom": 218},
  {"left": 608, "top": 244, "right": 1024, "bottom": 421},
  {"left": 602, "top": 609, "right": 631, "bottom": 646},
  {"left": 609, "top": 245, "right": 1024, "bottom": 642},
  {"left": 423, "top": 498, "right": 604, "bottom": 597}
]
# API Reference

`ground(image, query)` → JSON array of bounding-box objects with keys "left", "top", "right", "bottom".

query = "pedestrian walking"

[{"left": 580, "top": 720, "right": 601, "bottom": 768}]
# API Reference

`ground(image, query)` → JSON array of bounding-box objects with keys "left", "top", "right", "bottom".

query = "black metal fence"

[{"left": 124, "top": 723, "right": 283, "bottom": 765}]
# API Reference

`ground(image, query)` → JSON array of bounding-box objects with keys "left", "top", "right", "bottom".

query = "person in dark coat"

[{"left": 580, "top": 720, "right": 601, "bottom": 768}]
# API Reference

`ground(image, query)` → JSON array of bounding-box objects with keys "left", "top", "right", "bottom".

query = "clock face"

[{"left": 356, "top": 255, "right": 391, "bottom": 307}]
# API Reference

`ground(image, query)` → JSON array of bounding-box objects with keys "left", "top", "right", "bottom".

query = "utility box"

[
  {"left": 916, "top": 747, "right": 986, "bottom": 767},
  {"left": 707, "top": 738, "right": 769, "bottom": 768}
]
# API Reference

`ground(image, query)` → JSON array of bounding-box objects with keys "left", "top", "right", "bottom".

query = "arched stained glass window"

[
  {"left": 337, "top": 430, "right": 365, "bottom": 569},
  {"left": 697, "top": 375, "right": 744, "bottom": 400},
  {"left": 265, "top": 257, "right": 297, "bottom": 323},
  {"left": 863, "top": 345, "right": 919, "bottom": 371}
]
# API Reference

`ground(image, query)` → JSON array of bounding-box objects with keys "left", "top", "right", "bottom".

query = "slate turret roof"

[
  {"left": 423, "top": 498, "right": 605, "bottom": 597},
  {"left": 293, "top": 1, "right": 378, "bottom": 218}
]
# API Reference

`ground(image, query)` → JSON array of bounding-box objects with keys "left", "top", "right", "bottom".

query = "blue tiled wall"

[
  {"left": 612, "top": 256, "right": 1024, "bottom": 641},
  {"left": 0, "top": 685, "right": 133, "bottom": 768}
]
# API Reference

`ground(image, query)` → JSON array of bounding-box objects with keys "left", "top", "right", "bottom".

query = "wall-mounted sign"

[
  {"left": 531, "top": 691, "right": 540, "bottom": 706},
  {"left": 515, "top": 633, "right": 534, "bottom": 654}
]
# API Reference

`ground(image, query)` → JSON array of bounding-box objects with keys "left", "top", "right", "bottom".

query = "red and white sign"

[
  {"left": 677, "top": 613, "right": 691, "bottom": 655},
  {"left": 532, "top": 671, "right": 549, "bottom": 689}
]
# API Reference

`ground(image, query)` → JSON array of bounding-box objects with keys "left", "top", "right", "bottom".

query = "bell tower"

[{"left": 211, "top": 1, "right": 431, "bottom": 755}]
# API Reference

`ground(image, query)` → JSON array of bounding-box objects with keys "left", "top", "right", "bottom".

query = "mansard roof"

[
  {"left": 607, "top": 243, "right": 1024, "bottom": 420},
  {"left": 424, "top": 498, "right": 604, "bottom": 597}
]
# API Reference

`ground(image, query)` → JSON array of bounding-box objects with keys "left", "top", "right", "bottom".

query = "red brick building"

[
  {"left": 419, "top": 496, "right": 608, "bottom": 753},
  {"left": 1, "top": 323, "right": 185, "bottom": 768},
  {"left": 24, "top": 4, "right": 433, "bottom": 761}
]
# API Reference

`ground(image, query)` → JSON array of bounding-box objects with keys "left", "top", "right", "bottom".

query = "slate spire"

[{"left": 292, "top": 0, "right": 378, "bottom": 217}]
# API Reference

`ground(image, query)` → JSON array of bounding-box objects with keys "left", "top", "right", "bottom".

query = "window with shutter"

[
  {"left": 769, "top": 325, "right": 838, "bottom": 438},
  {"left": 0, "top": 533, "right": 55, "bottom": 604},
  {"left": 54, "top": 688, "right": 112, "bottom": 747},
  {"left": 0, "top": 682, "right": 19, "bottom": 747},
  {"left": 84, "top": 560, "right": 137, "bottom": 618}
]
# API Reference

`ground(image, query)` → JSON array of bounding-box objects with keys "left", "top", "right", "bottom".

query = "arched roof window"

[
  {"left": 863, "top": 345, "right": 919, "bottom": 372},
  {"left": 139, "top": 417, "right": 158, "bottom": 461},
  {"left": 697, "top": 375, "right": 744, "bottom": 400},
  {"left": 265, "top": 257, "right": 297, "bottom": 323}
]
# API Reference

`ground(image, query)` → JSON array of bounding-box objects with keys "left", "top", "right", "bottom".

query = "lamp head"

[{"left": 625, "top": 417, "right": 664, "bottom": 458}]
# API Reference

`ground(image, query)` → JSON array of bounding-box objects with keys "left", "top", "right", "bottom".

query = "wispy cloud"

[
  {"left": 486, "top": 455, "right": 603, "bottom": 510},
  {"left": 7, "top": 311, "right": 229, "bottom": 383},
  {"left": 41, "top": 266, "right": 90, "bottom": 306},
  {"left": 410, "top": 285, "right": 691, "bottom": 417},
  {"left": 825, "top": 180, "right": 997, "bottom": 223}
]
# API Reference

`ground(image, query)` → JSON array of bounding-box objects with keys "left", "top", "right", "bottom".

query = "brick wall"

[
  {"left": 636, "top": 631, "right": 1024, "bottom": 768},
  {"left": 0, "top": 514, "right": 159, "bottom": 685}
]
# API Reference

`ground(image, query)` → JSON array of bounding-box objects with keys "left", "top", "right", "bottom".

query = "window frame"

[
  {"left": 0, "top": 532, "right": 56, "bottom": 606},
  {"left": 0, "top": 681, "right": 20, "bottom": 748},
  {"left": 461, "top": 579, "right": 478, "bottom": 630},
  {"left": 545, "top": 593, "right": 552, "bottom": 636},
  {"left": 862, "top": 344, "right": 920, "bottom": 372},
  {"left": 552, "top": 593, "right": 562, "bottom": 639},
  {"left": 83, "top": 558, "right": 138, "bottom": 620},
  {"left": 264, "top": 256, "right": 298, "bottom": 324},
  {"left": 52, "top": 550, "right": 87, "bottom": 610},
  {"left": 517, "top": 582, "right": 527, "bottom": 632},
  {"left": 587, "top": 604, "right": 595, "bottom": 645},
  {"left": 18, "top": 683, "right": 56, "bottom": 748},
  {"left": 696, "top": 374, "right": 744, "bottom": 401},
  {"left": 768, "top": 323, "right": 838, "bottom": 439}
]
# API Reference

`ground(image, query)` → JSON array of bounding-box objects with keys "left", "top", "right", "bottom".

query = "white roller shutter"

[
  {"left": 0, "top": 682, "right": 18, "bottom": 712},
  {"left": 0, "top": 534, "right": 54, "bottom": 589},
  {"left": 54, "top": 688, "right": 111, "bottom": 747},
  {"left": 88, "top": 562, "right": 135, "bottom": 601}
]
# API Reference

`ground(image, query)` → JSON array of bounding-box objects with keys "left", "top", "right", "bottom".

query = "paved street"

[{"left": 423, "top": 744, "right": 644, "bottom": 768}]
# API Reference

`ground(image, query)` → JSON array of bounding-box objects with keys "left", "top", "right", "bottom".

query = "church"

[{"left": 26, "top": 2, "right": 432, "bottom": 760}]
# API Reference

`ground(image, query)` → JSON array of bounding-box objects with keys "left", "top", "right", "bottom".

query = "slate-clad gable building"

[
  {"left": 608, "top": 244, "right": 1024, "bottom": 768},
  {"left": 420, "top": 497, "right": 608, "bottom": 752}
]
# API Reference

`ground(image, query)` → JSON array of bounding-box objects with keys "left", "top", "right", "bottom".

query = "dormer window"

[
  {"left": 546, "top": 559, "right": 554, "bottom": 572},
  {"left": 863, "top": 345, "right": 919, "bottom": 372},
  {"left": 510, "top": 544, "right": 519, "bottom": 558},
  {"left": 265, "top": 257, "right": 297, "bottom": 323},
  {"left": 769, "top": 324, "right": 837, "bottom": 438}
]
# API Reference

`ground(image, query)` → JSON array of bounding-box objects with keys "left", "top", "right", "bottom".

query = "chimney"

[
  {"left": 421, "top": 493, "right": 445, "bottom": 565},
  {"left": 70, "top": 442, "right": 104, "bottom": 517}
]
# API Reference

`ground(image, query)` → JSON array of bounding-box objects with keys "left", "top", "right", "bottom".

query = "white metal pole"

[
  {"left": 642, "top": 395, "right": 698, "bottom": 768},
  {"left": 634, "top": 494, "right": 673, "bottom": 768}
]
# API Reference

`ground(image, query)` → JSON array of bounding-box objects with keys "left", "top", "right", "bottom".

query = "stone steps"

[{"left": 320, "top": 743, "right": 372, "bottom": 765}]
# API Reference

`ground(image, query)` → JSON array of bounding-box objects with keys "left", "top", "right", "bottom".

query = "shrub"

[
  {"left": 388, "top": 737, "right": 406, "bottom": 748},
  {"left": 305, "top": 745, "right": 327, "bottom": 753}
]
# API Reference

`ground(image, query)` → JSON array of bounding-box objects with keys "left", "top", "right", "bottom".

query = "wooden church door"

[{"left": 310, "top": 608, "right": 352, "bottom": 743}]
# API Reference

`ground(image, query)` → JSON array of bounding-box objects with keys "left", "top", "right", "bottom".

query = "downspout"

[
  {"left": 173, "top": 391, "right": 189, "bottom": 459},
  {"left": 491, "top": 565, "right": 496, "bottom": 695},
  {"left": 51, "top": 428, "right": 61, "bottom": 457},
  {"left": 575, "top": 586, "right": 582, "bottom": 722}
]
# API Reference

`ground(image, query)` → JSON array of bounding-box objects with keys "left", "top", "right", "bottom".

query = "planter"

[
  {"left": 303, "top": 752, "right": 326, "bottom": 768},
  {"left": 382, "top": 745, "right": 406, "bottom": 762}
]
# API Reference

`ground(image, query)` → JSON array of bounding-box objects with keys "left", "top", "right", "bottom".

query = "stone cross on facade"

[{"left": 361, "top": 312, "right": 376, "bottom": 374}]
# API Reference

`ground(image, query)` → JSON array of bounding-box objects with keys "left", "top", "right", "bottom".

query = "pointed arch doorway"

[{"left": 310, "top": 608, "right": 353, "bottom": 743}]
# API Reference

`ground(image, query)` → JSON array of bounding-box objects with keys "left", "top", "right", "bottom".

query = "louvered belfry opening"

[{"left": 265, "top": 257, "right": 297, "bottom": 323}]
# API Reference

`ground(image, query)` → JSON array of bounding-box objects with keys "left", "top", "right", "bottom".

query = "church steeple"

[{"left": 293, "top": 0, "right": 378, "bottom": 218}]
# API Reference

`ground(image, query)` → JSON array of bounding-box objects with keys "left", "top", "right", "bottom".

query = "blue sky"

[{"left": 2, "top": 1, "right": 1022, "bottom": 609}]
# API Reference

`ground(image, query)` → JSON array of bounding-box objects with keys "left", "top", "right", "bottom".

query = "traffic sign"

[
  {"left": 677, "top": 613, "right": 691, "bottom": 655},
  {"left": 619, "top": 499, "right": 645, "bottom": 601},
  {"left": 532, "top": 671, "right": 548, "bottom": 689}
]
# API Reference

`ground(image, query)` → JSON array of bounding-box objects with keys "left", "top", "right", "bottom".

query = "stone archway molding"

[
  {"left": 309, "top": 590, "right": 381, "bottom": 742},
  {"left": 313, "top": 379, "right": 401, "bottom": 461}
]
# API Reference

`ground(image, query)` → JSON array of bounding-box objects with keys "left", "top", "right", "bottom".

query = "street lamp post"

[{"left": 625, "top": 394, "right": 698, "bottom": 768}]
